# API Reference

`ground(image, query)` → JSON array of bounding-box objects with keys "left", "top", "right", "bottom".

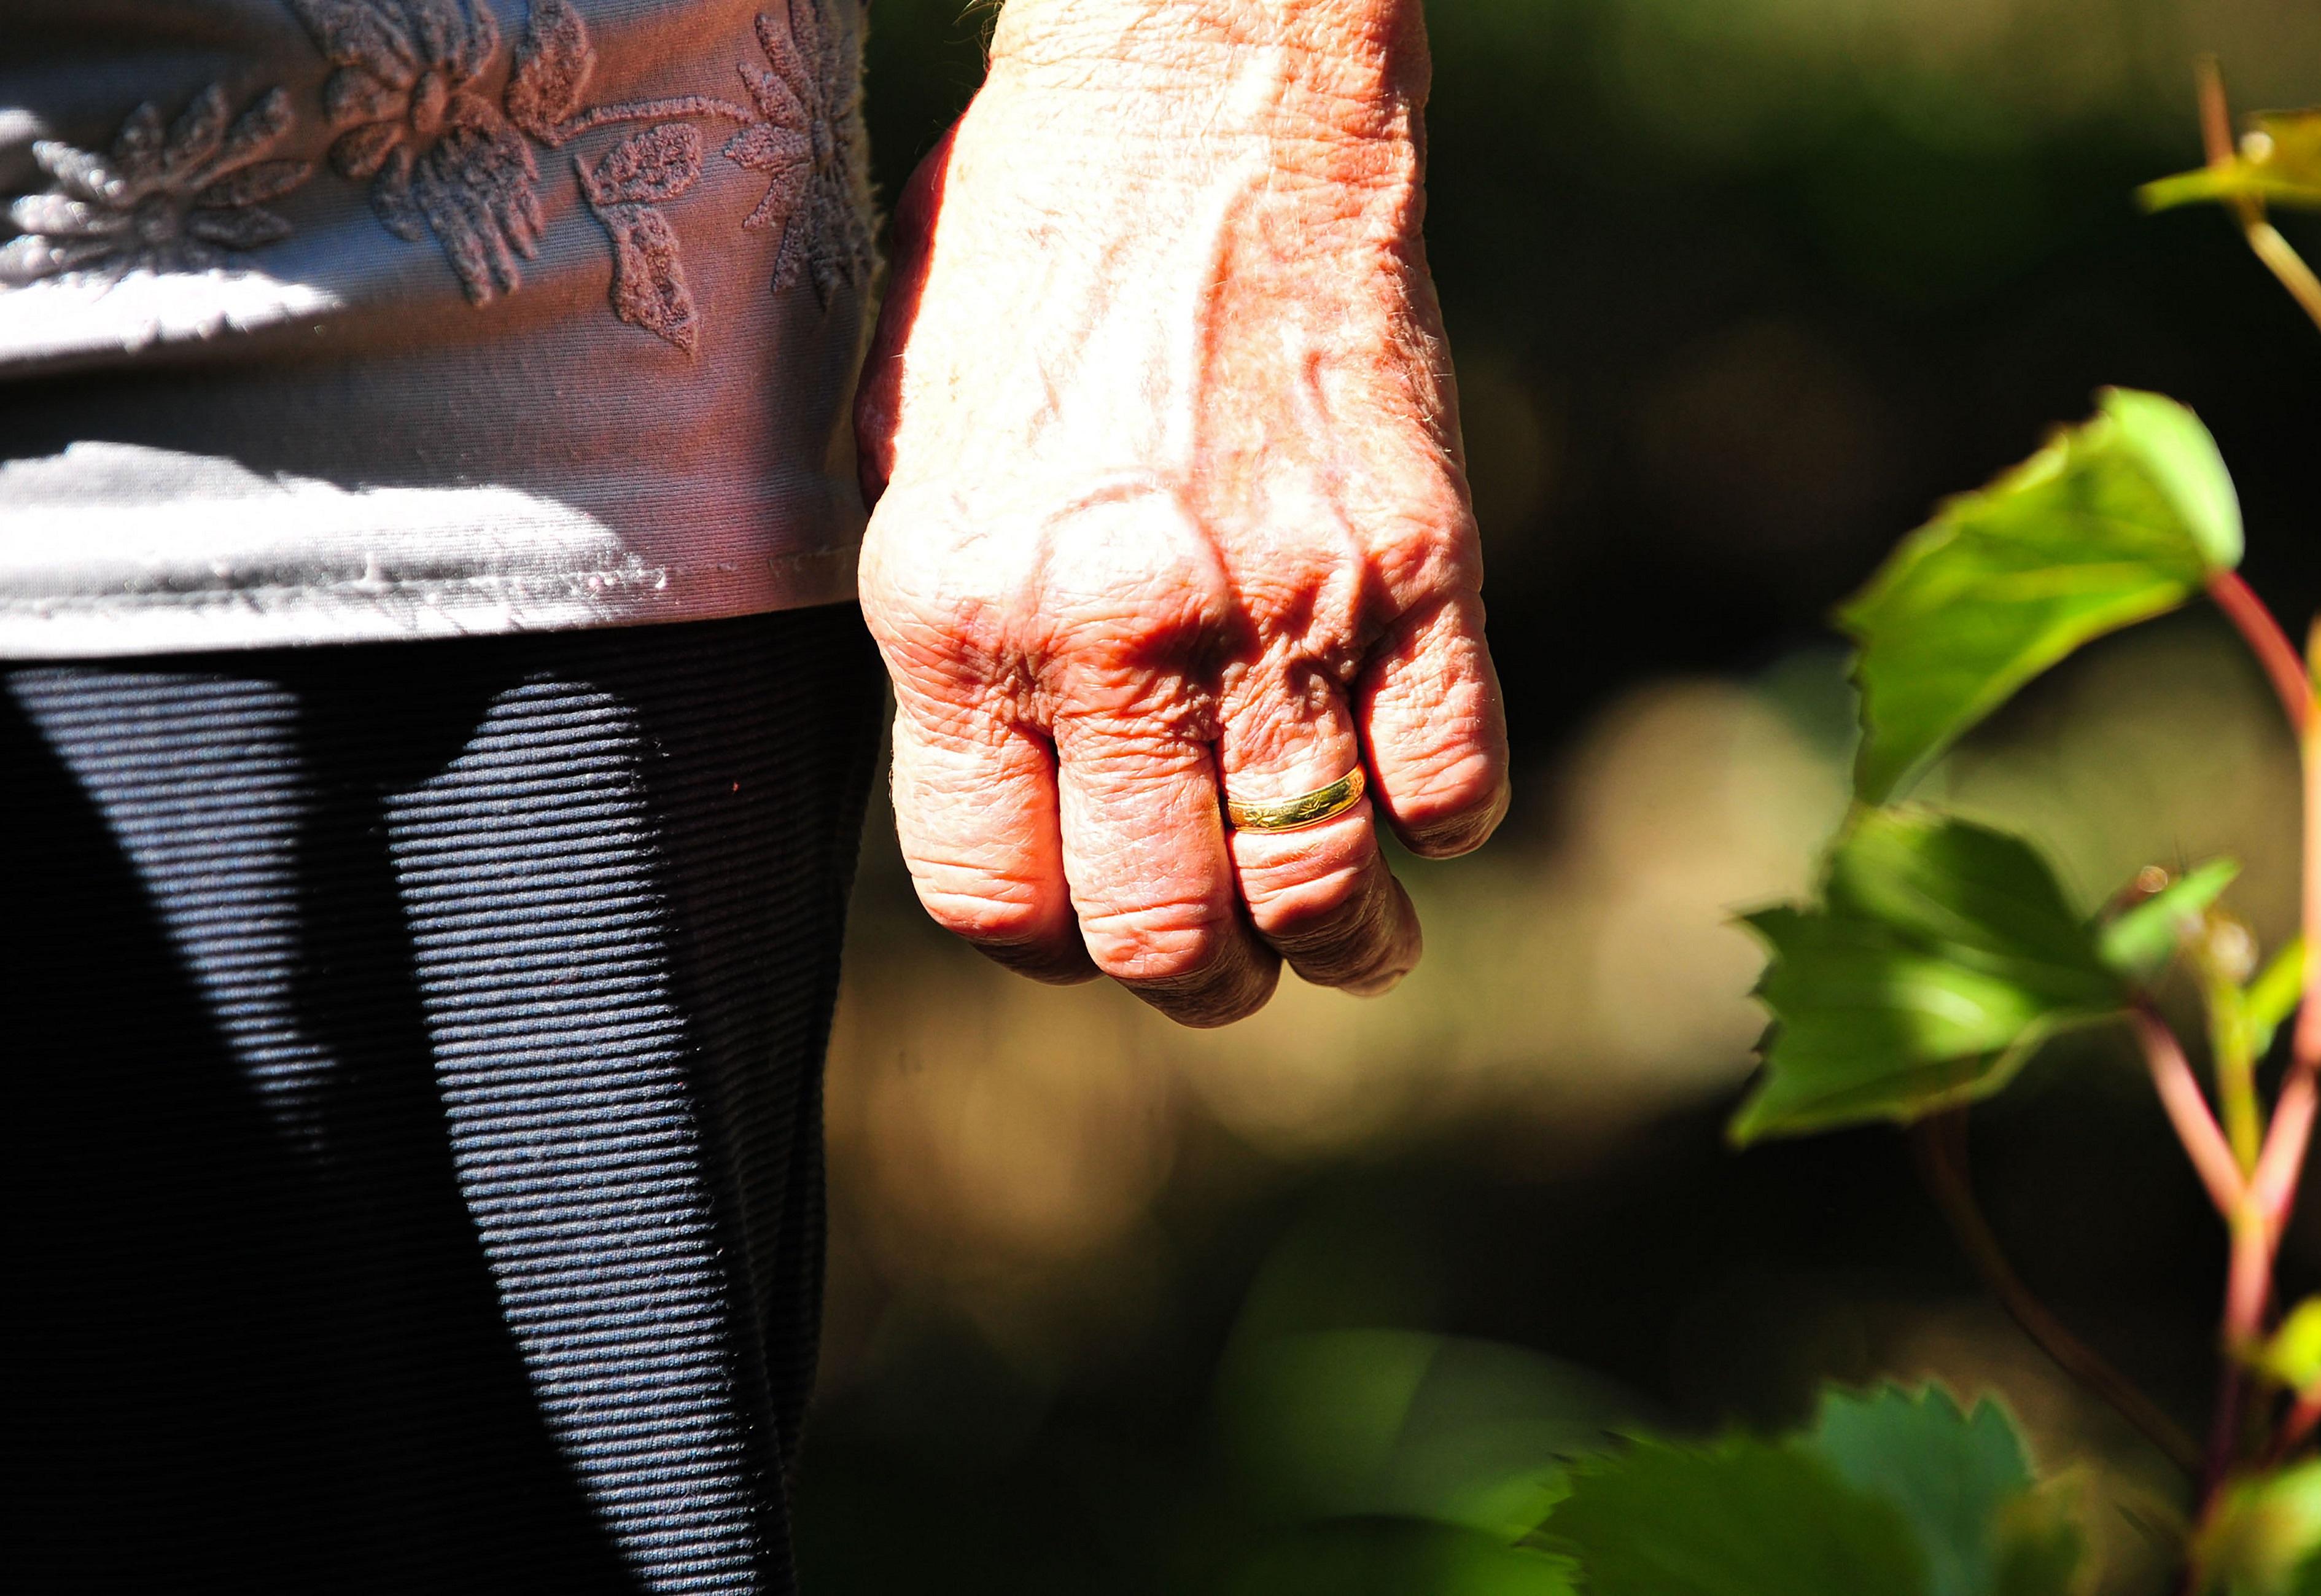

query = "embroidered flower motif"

[
  {"left": 725, "top": 1, "right": 873, "bottom": 308},
  {"left": 0, "top": 85, "right": 309, "bottom": 284},
  {"left": 503, "top": 0, "right": 597, "bottom": 146},
  {"left": 507, "top": 0, "right": 752, "bottom": 151},
  {"left": 292, "top": 0, "right": 544, "bottom": 303},
  {"left": 578, "top": 124, "right": 706, "bottom": 353}
]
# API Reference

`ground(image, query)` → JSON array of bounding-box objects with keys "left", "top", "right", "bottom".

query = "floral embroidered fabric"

[
  {"left": 5, "top": 0, "right": 873, "bottom": 347},
  {"left": 0, "top": 0, "right": 877, "bottom": 658},
  {"left": 1, "top": 87, "right": 312, "bottom": 281}
]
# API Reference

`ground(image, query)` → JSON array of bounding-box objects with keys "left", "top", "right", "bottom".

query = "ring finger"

[{"left": 1218, "top": 659, "right": 1421, "bottom": 995}]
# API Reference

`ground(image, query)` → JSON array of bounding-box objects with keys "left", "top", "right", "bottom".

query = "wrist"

[{"left": 990, "top": 0, "right": 1429, "bottom": 114}]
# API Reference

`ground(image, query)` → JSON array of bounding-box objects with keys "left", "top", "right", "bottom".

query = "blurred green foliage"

[
  {"left": 2252, "top": 1300, "right": 2321, "bottom": 1394},
  {"left": 2144, "top": 109, "right": 2321, "bottom": 214},
  {"left": 1534, "top": 1387, "right": 2081, "bottom": 1596},
  {"left": 2195, "top": 1463, "right": 2321, "bottom": 1595}
]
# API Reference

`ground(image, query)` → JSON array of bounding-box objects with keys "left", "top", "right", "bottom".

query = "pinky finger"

[{"left": 1356, "top": 591, "right": 1512, "bottom": 858}]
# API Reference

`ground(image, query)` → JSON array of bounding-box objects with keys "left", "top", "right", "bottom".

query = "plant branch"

[
  {"left": 2199, "top": 952, "right": 2265, "bottom": 1175},
  {"left": 2204, "top": 1213, "right": 2275, "bottom": 1501},
  {"left": 2253, "top": 698, "right": 2321, "bottom": 1230},
  {"left": 2136, "top": 1006, "right": 2252, "bottom": 1216},
  {"left": 2195, "top": 58, "right": 2321, "bottom": 339},
  {"left": 2136, "top": 990, "right": 2271, "bottom": 1502},
  {"left": 1911, "top": 1113, "right": 2204, "bottom": 1476},
  {"left": 2196, "top": 612, "right": 2321, "bottom": 1518},
  {"left": 2257, "top": 1071, "right": 2317, "bottom": 1231},
  {"left": 2245, "top": 222, "right": 2321, "bottom": 340},
  {"left": 2198, "top": 54, "right": 2234, "bottom": 167},
  {"left": 2207, "top": 572, "right": 2312, "bottom": 737}
]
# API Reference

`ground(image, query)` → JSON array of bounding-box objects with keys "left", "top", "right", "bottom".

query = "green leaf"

[
  {"left": 1992, "top": 1485, "right": 2090, "bottom": 1596},
  {"left": 1733, "top": 810, "right": 2125, "bottom": 1143},
  {"left": 1807, "top": 1387, "right": 2035, "bottom": 1596},
  {"left": 2142, "top": 109, "right": 2321, "bottom": 214},
  {"left": 1804, "top": 1385, "right": 2080, "bottom": 1596},
  {"left": 2253, "top": 1301, "right": 2321, "bottom": 1393},
  {"left": 1536, "top": 1436, "right": 1930, "bottom": 1596},
  {"left": 1841, "top": 389, "right": 2242, "bottom": 803},
  {"left": 2140, "top": 166, "right": 2321, "bottom": 211},
  {"left": 1824, "top": 814, "right": 2121, "bottom": 1001},
  {"left": 2257, "top": 109, "right": 2321, "bottom": 175},
  {"left": 2249, "top": 937, "right": 2306, "bottom": 1057},
  {"left": 1534, "top": 1385, "right": 2083, "bottom": 1596},
  {"left": 2196, "top": 1462, "right": 2321, "bottom": 1595},
  {"left": 2099, "top": 859, "right": 2243, "bottom": 983},
  {"left": 1217, "top": 1330, "right": 1629, "bottom": 1538}
]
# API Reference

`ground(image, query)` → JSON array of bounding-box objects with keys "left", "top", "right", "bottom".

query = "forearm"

[{"left": 879, "top": 0, "right": 1447, "bottom": 479}]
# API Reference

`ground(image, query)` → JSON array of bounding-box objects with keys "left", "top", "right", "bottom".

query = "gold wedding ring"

[{"left": 1224, "top": 766, "right": 1368, "bottom": 833}]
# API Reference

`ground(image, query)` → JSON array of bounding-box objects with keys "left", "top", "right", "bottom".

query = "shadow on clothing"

[{"left": 4, "top": 607, "right": 883, "bottom": 1594}]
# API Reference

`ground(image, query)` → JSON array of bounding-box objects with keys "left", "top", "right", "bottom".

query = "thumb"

[{"left": 855, "top": 115, "right": 962, "bottom": 508}]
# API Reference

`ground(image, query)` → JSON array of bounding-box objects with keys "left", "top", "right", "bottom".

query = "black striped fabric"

[{"left": 4, "top": 607, "right": 885, "bottom": 1595}]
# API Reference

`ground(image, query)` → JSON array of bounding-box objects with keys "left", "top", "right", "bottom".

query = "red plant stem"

[
  {"left": 2208, "top": 572, "right": 2312, "bottom": 736},
  {"left": 2206, "top": 1213, "right": 2277, "bottom": 1498},
  {"left": 2205, "top": 1358, "right": 2250, "bottom": 1506},
  {"left": 2132, "top": 1008, "right": 2265, "bottom": 1496},
  {"left": 2188, "top": 576, "right": 2321, "bottom": 1521},
  {"left": 2257, "top": 1072, "right": 2317, "bottom": 1231},
  {"left": 2133, "top": 1005, "right": 2271, "bottom": 1500},
  {"left": 2226, "top": 1210, "right": 2275, "bottom": 1350},
  {"left": 2276, "top": 1393, "right": 2321, "bottom": 1463},
  {"left": 2253, "top": 678, "right": 2321, "bottom": 1232},
  {"left": 2193, "top": 59, "right": 2321, "bottom": 340},
  {"left": 1911, "top": 1116, "right": 2204, "bottom": 1476},
  {"left": 2198, "top": 54, "right": 2235, "bottom": 168},
  {"left": 2136, "top": 1006, "right": 2252, "bottom": 1216}
]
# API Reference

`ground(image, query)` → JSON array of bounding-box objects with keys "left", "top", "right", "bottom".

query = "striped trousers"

[{"left": 5, "top": 607, "right": 884, "bottom": 1594}]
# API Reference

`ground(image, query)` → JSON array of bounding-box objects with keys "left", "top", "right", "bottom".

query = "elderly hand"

[{"left": 853, "top": 0, "right": 1509, "bottom": 1026}]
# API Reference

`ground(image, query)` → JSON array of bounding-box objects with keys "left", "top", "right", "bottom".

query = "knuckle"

[
  {"left": 1041, "top": 495, "right": 1236, "bottom": 656},
  {"left": 1051, "top": 594, "right": 1226, "bottom": 706},
  {"left": 1051, "top": 663, "right": 1218, "bottom": 742},
  {"left": 1083, "top": 910, "right": 1237, "bottom": 985},
  {"left": 1241, "top": 855, "right": 1372, "bottom": 942},
  {"left": 1371, "top": 517, "right": 1481, "bottom": 609},
  {"left": 1393, "top": 750, "right": 1511, "bottom": 857},
  {"left": 1131, "top": 951, "right": 1281, "bottom": 1029},
  {"left": 859, "top": 563, "right": 968, "bottom": 676},
  {"left": 916, "top": 881, "right": 1054, "bottom": 948},
  {"left": 917, "top": 881, "right": 1092, "bottom": 983},
  {"left": 1259, "top": 874, "right": 1420, "bottom": 991},
  {"left": 860, "top": 496, "right": 1024, "bottom": 672},
  {"left": 901, "top": 836, "right": 1062, "bottom": 936},
  {"left": 860, "top": 561, "right": 966, "bottom": 644},
  {"left": 981, "top": 941, "right": 1099, "bottom": 985},
  {"left": 1285, "top": 925, "right": 1398, "bottom": 989}
]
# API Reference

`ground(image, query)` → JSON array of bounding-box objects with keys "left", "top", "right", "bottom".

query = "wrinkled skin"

[{"left": 854, "top": 0, "right": 1509, "bottom": 1027}]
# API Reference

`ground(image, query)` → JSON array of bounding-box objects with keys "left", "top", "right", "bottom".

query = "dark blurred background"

[{"left": 800, "top": 2, "right": 2321, "bottom": 1590}]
